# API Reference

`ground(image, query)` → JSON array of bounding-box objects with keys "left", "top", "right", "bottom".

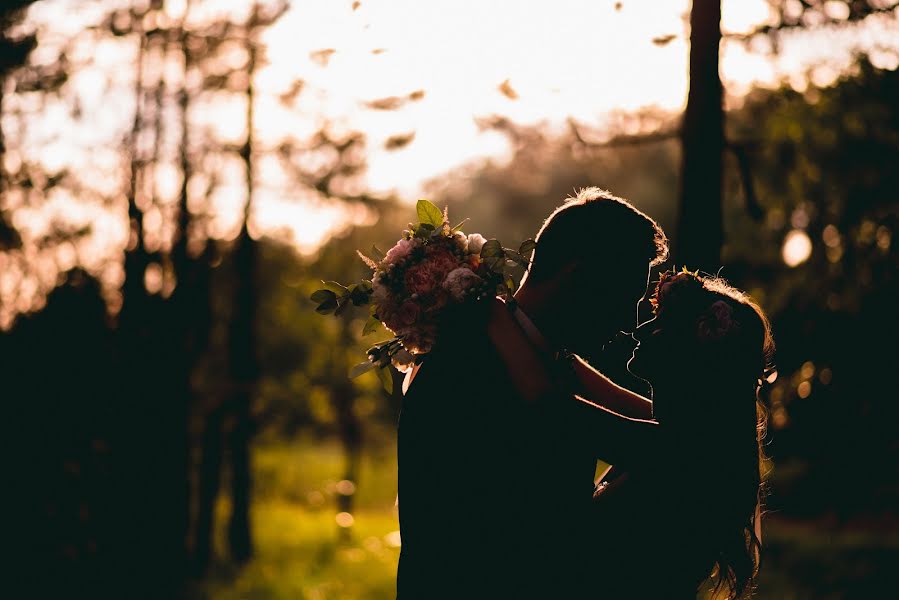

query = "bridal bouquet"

[{"left": 311, "top": 199, "right": 534, "bottom": 389}]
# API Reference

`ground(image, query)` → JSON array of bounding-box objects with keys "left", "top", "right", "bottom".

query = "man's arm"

[
  {"left": 569, "top": 355, "right": 653, "bottom": 420},
  {"left": 567, "top": 394, "right": 660, "bottom": 466},
  {"left": 485, "top": 298, "right": 554, "bottom": 404}
]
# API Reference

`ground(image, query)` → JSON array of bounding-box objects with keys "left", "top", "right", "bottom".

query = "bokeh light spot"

[
  {"left": 782, "top": 229, "right": 813, "bottom": 267},
  {"left": 335, "top": 512, "right": 355, "bottom": 528},
  {"left": 822, "top": 224, "right": 841, "bottom": 247},
  {"left": 384, "top": 530, "right": 402, "bottom": 547},
  {"left": 336, "top": 479, "right": 356, "bottom": 496},
  {"left": 800, "top": 361, "right": 815, "bottom": 380}
]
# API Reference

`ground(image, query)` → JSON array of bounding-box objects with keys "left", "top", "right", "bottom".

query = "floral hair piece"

[
  {"left": 697, "top": 300, "right": 739, "bottom": 341},
  {"left": 311, "top": 199, "right": 534, "bottom": 391},
  {"left": 652, "top": 268, "right": 740, "bottom": 341},
  {"left": 650, "top": 267, "right": 704, "bottom": 315}
]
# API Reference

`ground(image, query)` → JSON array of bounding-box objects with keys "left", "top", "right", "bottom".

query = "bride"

[
  {"left": 497, "top": 269, "right": 773, "bottom": 598},
  {"left": 570, "top": 270, "right": 774, "bottom": 599}
]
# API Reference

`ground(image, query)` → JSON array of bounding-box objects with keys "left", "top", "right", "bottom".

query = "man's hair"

[{"left": 527, "top": 187, "right": 668, "bottom": 283}]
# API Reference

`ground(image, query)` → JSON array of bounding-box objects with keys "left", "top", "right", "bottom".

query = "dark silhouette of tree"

[
  {"left": 5, "top": 269, "right": 118, "bottom": 596},
  {"left": 677, "top": 0, "right": 724, "bottom": 271},
  {"left": 0, "top": 1, "right": 37, "bottom": 248},
  {"left": 225, "top": 5, "right": 266, "bottom": 563}
]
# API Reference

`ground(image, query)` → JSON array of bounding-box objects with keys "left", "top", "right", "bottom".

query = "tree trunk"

[
  {"left": 120, "top": 24, "right": 149, "bottom": 329},
  {"left": 676, "top": 0, "right": 724, "bottom": 271},
  {"left": 335, "top": 319, "right": 362, "bottom": 543},
  {"left": 194, "top": 403, "right": 225, "bottom": 571},
  {"left": 226, "top": 28, "right": 259, "bottom": 564}
]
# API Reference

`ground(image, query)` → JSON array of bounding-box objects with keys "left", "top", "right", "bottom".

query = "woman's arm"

[{"left": 569, "top": 355, "right": 653, "bottom": 420}]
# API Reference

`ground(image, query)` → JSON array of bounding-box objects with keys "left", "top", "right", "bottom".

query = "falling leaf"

[
  {"left": 384, "top": 132, "right": 416, "bottom": 150},
  {"left": 364, "top": 96, "right": 405, "bottom": 110},
  {"left": 363, "top": 90, "right": 425, "bottom": 110},
  {"left": 278, "top": 79, "right": 305, "bottom": 105},
  {"left": 651, "top": 34, "right": 677, "bottom": 46},
  {"left": 349, "top": 361, "right": 377, "bottom": 379},
  {"left": 498, "top": 78, "right": 519, "bottom": 100},
  {"left": 371, "top": 48, "right": 387, "bottom": 55},
  {"left": 310, "top": 48, "right": 336, "bottom": 67}
]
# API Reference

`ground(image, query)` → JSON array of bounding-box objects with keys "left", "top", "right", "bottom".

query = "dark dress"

[
  {"left": 396, "top": 303, "right": 597, "bottom": 599},
  {"left": 589, "top": 458, "right": 719, "bottom": 599}
]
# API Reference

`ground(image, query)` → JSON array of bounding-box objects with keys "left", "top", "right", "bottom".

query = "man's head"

[{"left": 520, "top": 187, "right": 668, "bottom": 354}]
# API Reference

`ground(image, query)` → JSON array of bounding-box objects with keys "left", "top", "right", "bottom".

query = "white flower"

[
  {"left": 452, "top": 232, "right": 468, "bottom": 252},
  {"left": 466, "top": 233, "right": 487, "bottom": 255},
  {"left": 442, "top": 267, "right": 483, "bottom": 301}
]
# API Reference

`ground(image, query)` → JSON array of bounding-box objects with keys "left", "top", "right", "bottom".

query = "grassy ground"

[{"left": 192, "top": 439, "right": 899, "bottom": 599}]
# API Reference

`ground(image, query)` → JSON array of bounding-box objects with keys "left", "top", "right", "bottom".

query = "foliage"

[{"left": 717, "top": 59, "right": 899, "bottom": 515}]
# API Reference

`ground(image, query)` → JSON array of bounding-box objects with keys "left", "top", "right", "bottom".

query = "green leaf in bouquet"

[
  {"left": 508, "top": 263, "right": 527, "bottom": 283},
  {"left": 334, "top": 298, "right": 351, "bottom": 316},
  {"left": 451, "top": 218, "right": 470, "bottom": 233},
  {"left": 362, "top": 316, "right": 381, "bottom": 336},
  {"left": 377, "top": 365, "right": 394, "bottom": 395},
  {"left": 480, "top": 239, "right": 503, "bottom": 258},
  {"left": 505, "top": 249, "right": 530, "bottom": 267},
  {"left": 518, "top": 239, "right": 536, "bottom": 257},
  {"left": 350, "top": 285, "right": 372, "bottom": 306},
  {"left": 504, "top": 275, "right": 516, "bottom": 294},
  {"left": 315, "top": 298, "right": 339, "bottom": 314},
  {"left": 310, "top": 289, "right": 338, "bottom": 304},
  {"left": 349, "top": 360, "right": 377, "bottom": 379},
  {"left": 371, "top": 245, "right": 385, "bottom": 261},
  {"left": 321, "top": 280, "right": 348, "bottom": 295},
  {"left": 413, "top": 223, "right": 435, "bottom": 239},
  {"left": 417, "top": 199, "right": 445, "bottom": 228}
]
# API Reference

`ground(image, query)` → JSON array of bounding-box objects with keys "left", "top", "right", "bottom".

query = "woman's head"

[
  {"left": 630, "top": 270, "right": 774, "bottom": 402},
  {"left": 629, "top": 269, "right": 774, "bottom": 599}
]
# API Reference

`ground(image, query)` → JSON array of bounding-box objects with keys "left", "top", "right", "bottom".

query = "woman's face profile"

[{"left": 628, "top": 314, "right": 665, "bottom": 380}]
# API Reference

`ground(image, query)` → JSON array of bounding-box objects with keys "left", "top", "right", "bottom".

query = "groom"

[{"left": 396, "top": 188, "right": 668, "bottom": 599}]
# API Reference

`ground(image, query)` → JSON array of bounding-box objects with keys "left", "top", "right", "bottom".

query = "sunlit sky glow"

[{"left": 10, "top": 0, "right": 899, "bottom": 262}]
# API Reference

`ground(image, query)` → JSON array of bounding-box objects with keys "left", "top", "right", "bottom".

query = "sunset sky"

[{"left": 13, "top": 0, "right": 899, "bottom": 256}]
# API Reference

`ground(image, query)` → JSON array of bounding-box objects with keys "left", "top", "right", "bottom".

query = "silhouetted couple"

[{"left": 397, "top": 188, "right": 773, "bottom": 599}]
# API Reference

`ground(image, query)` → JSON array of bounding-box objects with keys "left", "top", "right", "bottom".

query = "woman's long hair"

[{"left": 652, "top": 271, "right": 775, "bottom": 599}]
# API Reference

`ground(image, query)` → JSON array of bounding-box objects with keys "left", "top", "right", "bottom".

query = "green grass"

[
  {"left": 189, "top": 438, "right": 400, "bottom": 600},
  {"left": 192, "top": 439, "right": 899, "bottom": 599},
  {"left": 194, "top": 504, "right": 399, "bottom": 600}
]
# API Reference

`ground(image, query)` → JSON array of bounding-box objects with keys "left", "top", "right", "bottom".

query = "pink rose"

[
  {"left": 402, "top": 327, "right": 435, "bottom": 355},
  {"left": 398, "top": 301, "right": 421, "bottom": 325},
  {"left": 424, "top": 245, "right": 463, "bottom": 278},
  {"left": 384, "top": 238, "right": 418, "bottom": 266},
  {"left": 404, "top": 263, "right": 439, "bottom": 295}
]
